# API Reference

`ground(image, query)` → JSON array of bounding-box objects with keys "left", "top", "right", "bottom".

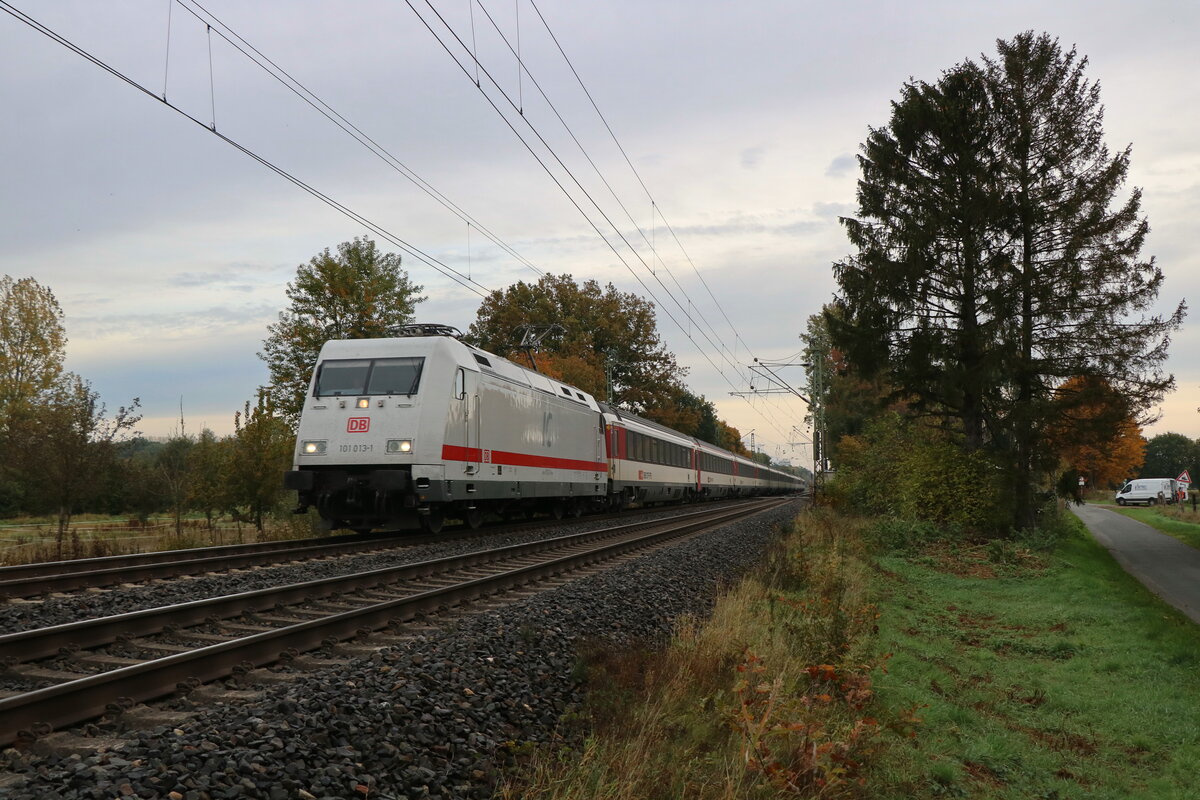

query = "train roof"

[
  {"left": 598, "top": 403, "right": 696, "bottom": 442},
  {"left": 319, "top": 329, "right": 602, "bottom": 411}
]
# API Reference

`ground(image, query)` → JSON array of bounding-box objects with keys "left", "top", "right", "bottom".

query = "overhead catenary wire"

[
  {"left": 405, "top": 0, "right": 796, "bottom": 441},
  {"left": 160, "top": 0, "right": 172, "bottom": 99},
  {"left": 527, "top": 0, "right": 756, "bottom": 371},
  {"left": 471, "top": 0, "right": 755, "bottom": 388},
  {"left": 414, "top": 0, "right": 800, "bottom": 442},
  {"left": 407, "top": 0, "right": 799, "bottom": 441},
  {"left": 0, "top": 0, "right": 490, "bottom": 300},
  {"left": 3, "top": 0, "right": 804, "bottom": 448},
  {"left": 178, "top": 0, "right": 546, "bottom": 283},
  {"left": 462, "top": 0, "right": 800, "bottom": 441}
]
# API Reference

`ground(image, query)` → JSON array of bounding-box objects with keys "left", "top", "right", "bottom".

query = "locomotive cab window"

[
  {"left": 367, "top": 357, "right": 423, "bottom": 395},
  {"left": 315, "top": 357, "right": 425, "bottom": 397}
]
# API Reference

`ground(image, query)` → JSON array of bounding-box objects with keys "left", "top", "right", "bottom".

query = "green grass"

[
  {"left": 1100, "top": 504, "right": 1200, "bottom": 550},
  {"left": 871, "top": 515, "right": 1200, "bottom": 798},
  {"left": 499, "top": 510, "right": 1200, "bottom": 798}
]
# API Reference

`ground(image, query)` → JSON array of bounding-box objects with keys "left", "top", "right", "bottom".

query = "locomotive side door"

[{"left": 457, "top": 368, "right": 481, "bottom": 474}]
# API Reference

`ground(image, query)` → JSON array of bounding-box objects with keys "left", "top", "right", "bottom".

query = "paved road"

[{"left": 1072, "top": 503, "right": 1200, "bottom": 624}]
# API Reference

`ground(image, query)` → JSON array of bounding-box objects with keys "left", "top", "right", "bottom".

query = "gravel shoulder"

[
  {"left": 1, "top": 501, "right": 800, "bottom": 800},
  {"left": 1071, "top": 503, "right": 1200, "bottom": 624}
]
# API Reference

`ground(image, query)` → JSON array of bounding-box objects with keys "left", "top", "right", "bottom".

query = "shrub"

[
  {"left": 862, "top": 518, "right": 943, "bottom": 552},
  {"left": 829, "top": 413, "right": 1010, "bottom": 536}
]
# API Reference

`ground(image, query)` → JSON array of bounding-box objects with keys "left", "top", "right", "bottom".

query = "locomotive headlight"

[
  {"left": 357, "top": 397, "right": 370, "bottom": 408},
  {"left": 387, "top": 438, "right": 413, "bottom": 454},
  {"left": 301, "top": 440, "right": 327, "bottom": 455}
]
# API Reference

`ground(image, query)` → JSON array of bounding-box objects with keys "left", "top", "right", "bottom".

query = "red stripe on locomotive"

[{"left": 441, "top": 444, "right": 605, "bottom": 473}]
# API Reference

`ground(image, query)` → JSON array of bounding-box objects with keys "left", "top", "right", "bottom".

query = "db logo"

[{"left": 347, "top": 417, "right": 370, "bottom": 433}]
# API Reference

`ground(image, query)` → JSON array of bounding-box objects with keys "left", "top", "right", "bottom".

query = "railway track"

[
  {"left": 0, "top": 498, "right": 785, "bottom": 746},
  {"left": 0, "top": 505, "right": 666, "bottom": 599}
]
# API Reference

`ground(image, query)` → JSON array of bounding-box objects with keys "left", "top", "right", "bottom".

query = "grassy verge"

[
  {"left": 500, "top": 509, "right": 888, "bottom": 799},
  {"left": 872, "top": 513, "right": 1200, "bottom": 798},
  {"left": 0, "top": 512, "right": 318, "bottom": 566},
  {"left": 1097, "top": 504, "right": 1200, "bottom": 550},
  {"left": 501, "top": 510, "right": 1200, "bottom": 799}
]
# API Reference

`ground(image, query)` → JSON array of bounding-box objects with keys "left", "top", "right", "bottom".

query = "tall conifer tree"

[
  {"left": 984, "top": 32, "right": 1183, "bottom": 527},
  {"left": 832, "top": 32, "right": 1184, "bottom": 530}
]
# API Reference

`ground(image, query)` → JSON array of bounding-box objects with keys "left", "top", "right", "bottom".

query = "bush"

[
  {"left": 830, "top": 413, "right": 1011, "bottom": 536},
  {"left": 862, "top": 517, "right": 944, "bottom": 552}
]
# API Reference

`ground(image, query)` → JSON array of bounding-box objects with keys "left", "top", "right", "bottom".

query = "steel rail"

[
  {"left": 1, "top": 501, "right": 766, "bottom": 662},
  {"left": 0, "top": 512, "right": 600, "bottom": 599},
  {"left": 0, "top": 501, "right": 735, "bottom": 598},
  {"left": 0, "top": 499, "right": 785, "bottom": 745}
]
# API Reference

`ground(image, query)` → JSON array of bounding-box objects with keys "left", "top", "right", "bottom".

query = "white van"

[{"left": 1114, "top": 478, "right": 1179, "bottom": 506}]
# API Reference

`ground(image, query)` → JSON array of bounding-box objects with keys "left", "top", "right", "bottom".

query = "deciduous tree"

[
  {"left": 260, "top": 237, "right": 425, "bottom": 422},
  {"left": 20, "top": 374, "right": 140, "bottom": 556},
  {"left": 225, "top": 393, "right": 293, "bottom": 532},
  {"left": 466, "top": 274, "right": 685, "bottom": 414},
  {"left": 1140, "top": 433, "right": 1198, "bottom": 484},
  {"left": 1045, "top": 376, "right": 1144, "bottom": 488},
  {"left": 0, "top": 275, "right": 66, "bottom": 416},
  {"left": 156, "top": 434, "right": 194, "bottom": 537},
  {"left": 187, "top": 428, "right": 229, "bottom": 530}
]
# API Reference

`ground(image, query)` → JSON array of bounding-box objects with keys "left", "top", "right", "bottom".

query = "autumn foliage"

[{"left": 1045, "top": 376, "right": 1145, "bottom": 487}]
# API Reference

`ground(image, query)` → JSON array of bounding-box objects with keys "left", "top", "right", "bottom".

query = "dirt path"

[{"left": 1072, "top": 503, "right": 1200, "bottom": 625}]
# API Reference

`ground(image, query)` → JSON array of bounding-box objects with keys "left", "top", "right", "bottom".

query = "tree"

[
  {"left": 832, "top": 32, "right": 1184, "bottom": 530},
  {"left": 19, "top": 374, "right": 140, "bottom": 556},
  {"left": 156, "top": 434, "right": 194, "bottom": 537},
  {"left": 661, "top": 389, "right": 721, "bottom": 445},
  {"left": 260, "top": 237, "right": 425, "bottom": 422},
  {"left": 187, "top": 428, "right": 229, "bottom": 530},
  {"left": 1044, "top": 376, "right": 1145, "bottom": 488},
  {"left": 984, "top": 32, "right": 1184, "bottom": 526},
  {"left": 225, "top": 392, "right": 294, "bottom": 532},
  {"left": 715, "top": 420, "right": 749, "bottom": 455},
  {"left": 0, "top": 275, "right": 66, "bottom": 416},
  {"left": 803, "top": 306, "right": 895, "bottom": 468},
  {"left": 1140, "top": 433, "right": 1199, "bottom": 484},
  {"left": 466, "top": 274, "right": 686, "bottom": 414},
  {"left": 832, "top": 63, "right": 1006, "bottom": 451}
]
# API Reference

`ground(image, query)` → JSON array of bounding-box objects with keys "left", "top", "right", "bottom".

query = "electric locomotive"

[{"left": 285, "top": 325, "right": 607, "bottom": 532}]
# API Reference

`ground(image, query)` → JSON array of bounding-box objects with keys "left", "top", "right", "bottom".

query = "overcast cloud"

[{"left": 2, "top": 0, "right": 1197, "bottom": 459}]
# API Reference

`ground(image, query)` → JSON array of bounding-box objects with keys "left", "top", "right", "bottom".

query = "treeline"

[
  {"left": 0, "top": 390, "right": 293, "bottom": 548},
  {"left": 811, "top": 32, "right": 1183, "bottom": 535},
  {"left": 0, "top": 274, "right": 296, "bottom": 549},
  {"left": 1139, "top": 433, "right": 1200, "bottom": 486}
]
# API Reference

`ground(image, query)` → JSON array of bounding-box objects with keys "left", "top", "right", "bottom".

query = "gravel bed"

[
  {"left": 1, "top": 501, "right": 799, "bottom": 800},
  {"left": 0, "top": 506, "right": 718, "bottom": 636}
]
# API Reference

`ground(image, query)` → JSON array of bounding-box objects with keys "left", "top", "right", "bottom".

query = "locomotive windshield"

[{"left": 315, "top": 357, "right": 424, "bottom": 396}]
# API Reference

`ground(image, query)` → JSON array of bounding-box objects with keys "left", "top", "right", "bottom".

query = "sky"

[{"left": 2, "top": 0, "right": 1198, "bottom": 466}]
